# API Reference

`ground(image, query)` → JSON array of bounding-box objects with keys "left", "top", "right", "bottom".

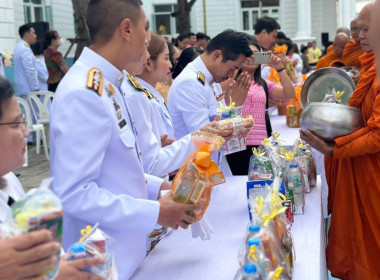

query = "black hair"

[
  {"left": 293, "top": 43, "right": 300, "bottom": 54},
  {"left": 0, "top": 77, "right": 15, "bottom": 119},
  {"left": 18, "top": 24, "right": 33, "bottom": 38},
  {"left": 196, "top": 32, "right": 207, "bottom": 41},
  {"left": 31, "top": 40, "right": 44, "bottom": 56},
  {"left": 205, "top": 29, "right": 253, "bottom": 62},
  {"left": 243, "top": 35, "right": 265, "bottom": 87},
  {"left": 301, "top": 46, "right": 308, "bottom": 54},
  {"left": 43, "top": 30, "right": 58, "bottom": 50},
  {"left": 254, "top": 16, "right": 281, "bottom": 35},
  {"left": 177, "top": 33, "right": 190, "bottom": 42},
  {"left": 188, "top": 32, "right": 195, "bottom": 37},
  {"left": 172, "top": 47, "right": 204, "bottom": 80},
  {"left": 276, "top": 31, "right": 288, "bottom": 41},
  {"left": 167, "top": 43, "right": 178, "bottom": 70},
  {"left": 87, "top": 0, "right": 143, "bottom": 44}
]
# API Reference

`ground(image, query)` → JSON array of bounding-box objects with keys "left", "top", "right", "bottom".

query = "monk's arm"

[{"left": 334, "top": 94, "right": 380, "bottom": 158}]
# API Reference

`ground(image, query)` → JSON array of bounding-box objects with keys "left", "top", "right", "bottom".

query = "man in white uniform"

[
  {"left": 167, "top": 30, "right": 253, "bottom": 175},
  {"left": 50, "top": 1, "right": 198, "bottom": 278},
  {"left": 13, "top": 24, "right": 39, "bottom": 96}
]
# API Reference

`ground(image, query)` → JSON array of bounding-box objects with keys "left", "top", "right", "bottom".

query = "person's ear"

[
  {"left": 119, "top": 18, "right": 133, "bottom": 42},
  {"left": 212, "top": 50, "right": 223, "bottom": 62},
  {"left": 145, "top": 58, "right": 153, "bottom": 72}
]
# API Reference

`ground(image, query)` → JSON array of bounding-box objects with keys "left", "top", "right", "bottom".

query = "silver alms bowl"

[{"left": 300, "top": 102, "right": 363, "bottom": 142}]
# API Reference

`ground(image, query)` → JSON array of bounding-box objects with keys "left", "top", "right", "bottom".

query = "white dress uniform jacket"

[
  {"left": 13, "top": 39, "right": 39, "bottom": 96},
  {"left": 50, "top": 47, "right": 163, "bottom": 279},
  {"left": 0, "top": 172, "right": 25, "bottom": 224},
  {"left": 136, "top": 78, "right": 175, "bottom": 139},
  {"left": 35, "top": 55, "right": 49, "bottom": 91},
  {"left": 167, "top": 56, "right": 232, "bottom": 176},
  {"left": 120, "top": 72, "right": 194, "bottom": 178}
]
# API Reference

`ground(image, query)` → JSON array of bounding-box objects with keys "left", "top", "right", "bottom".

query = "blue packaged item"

[{"left": 246, "top": 180, "right": 286, "bottom": 221}]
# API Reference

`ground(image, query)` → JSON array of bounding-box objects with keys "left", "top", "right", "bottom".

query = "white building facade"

[{"left": 0, "top": 0, "right": 371, "bottom": 59}]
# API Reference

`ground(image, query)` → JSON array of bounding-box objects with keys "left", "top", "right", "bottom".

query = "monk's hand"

[
  {"left": 299, "top": 129, "right": 334, "bottom": 156},
  {"left": 226, "top": 71, "right": 251, "bottom": 106},
  {"left": 350, "top": 70, "right": 360, "bottom": 85}
]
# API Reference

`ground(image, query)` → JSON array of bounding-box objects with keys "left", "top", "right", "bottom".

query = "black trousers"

[
  {"left": 226, "top": 145, "right": 259, "bottom": 175},
  {"left": 48, "top": 82, "right": 59, "bottom": 92}
]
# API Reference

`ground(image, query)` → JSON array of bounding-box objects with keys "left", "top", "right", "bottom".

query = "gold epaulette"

[
  {"left": 127, "top": 74, "right": 153, "bottom": 99},
  {"left": 197, "top": 71, "right": 205, "bottom": 86},
  {"left": 86, "top": 67, "right": 104, "bottom": 96}
]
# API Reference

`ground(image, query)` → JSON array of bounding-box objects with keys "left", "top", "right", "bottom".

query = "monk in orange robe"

[
  {"left": 301, "top": 3, "right": 380, "bottom": 279},
  {"left": 326, "top": 27, "right": 351, "bottom": 54},
  {"left": 315, "top": 33, "right": 350, "bottom": 69},
  {"left": 342, "top": 18, "right": 364, "bottom": 69}
]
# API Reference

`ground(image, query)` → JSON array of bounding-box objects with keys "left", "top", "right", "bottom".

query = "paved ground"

[{"left": 14, "top": 145, "right": 50, "bottom": 192}]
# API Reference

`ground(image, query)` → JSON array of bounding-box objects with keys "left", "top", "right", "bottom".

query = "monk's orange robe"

[
  {"left": 342, "top": 39, "right": 364, "bottom": 69},
  {"left": 315, "top": 51, "right": 343, "bottom": 70},
  {"left": 326, "top": 44, "right": 333, "bottom": 54},
  {"left": 325, "top": 51, "right": 380, "bottom": 280}
]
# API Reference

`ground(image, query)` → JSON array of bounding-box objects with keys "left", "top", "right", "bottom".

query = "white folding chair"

[
  {"left": 17, "top": 97, "right": 49, "bottom": 160},
  {"left": 28, "top": 91, "right": 54, "bottom": 125}
]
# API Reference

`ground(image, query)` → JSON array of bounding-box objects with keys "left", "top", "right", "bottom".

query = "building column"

[
  {"left": 292, "top": 0, "right": 315, "bottom": 47},
  {"left": 338, "top": 0, "right": 356, "bottom": 28}
]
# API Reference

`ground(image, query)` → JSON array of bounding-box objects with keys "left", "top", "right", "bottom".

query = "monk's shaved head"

[
  {"left": 350, "top": 17, "right": 360, "bottom": 43},
  {"left": 336, "top": 26, "right": 351, "bottom": 39},
  {"left": 358, "top": 2, "right": 376, "bottom": 52},
  {"left": 333, "top": 32, "right": 350, "bottom": 56}
]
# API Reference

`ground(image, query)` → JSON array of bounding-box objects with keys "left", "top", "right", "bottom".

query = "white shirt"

[
  {"left": 35, "top": 55, "right": 49, "bottom": 91},
  {"left": 50, "top": 47, "right": 162, "bottom": 279},
  {"left": 167, "top": 56, "right": 232, "bottom": 176},
  {"left": 13, "top": 39, "right": 39, "bottom": 96},
  {"left": 137, "top": 78, "right": 175, "bottom": 139},
  {"left": 0, "top": 172, "right": 25, "bottom": 224},
  {"left": 120, "top": 71, "right": 194, "bottom": 178}
]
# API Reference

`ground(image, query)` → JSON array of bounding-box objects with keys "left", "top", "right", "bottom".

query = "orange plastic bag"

[
  {"left": 171, "top": 131, "right": 225, "bottom": 220},
  {"left": 286, "top": 87, "right": 303, "bottom": 128}
]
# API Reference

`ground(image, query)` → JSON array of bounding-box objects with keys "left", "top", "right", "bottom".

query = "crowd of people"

[{"left": 0, "top": 0, "right": 380, "bottom": 279}]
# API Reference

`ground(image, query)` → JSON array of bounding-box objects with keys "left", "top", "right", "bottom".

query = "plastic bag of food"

[
  {"left": 248, "top": 147, "right": 274, "bottom": 181},
  {"left": 322, "top": 88, "right": 345, "bottom": 104},
  {"left": 0, "top": 178, "right": 62, "bottom": 279},
  {"left": 171, "top": 131, "right": 225, "bottom": 220},
  {"left": 67, "top": 223, "right": 117, "bottom": 280}
]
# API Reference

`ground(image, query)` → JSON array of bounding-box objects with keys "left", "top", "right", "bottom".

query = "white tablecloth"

[
  {"left": 131, "top": 176, "right": 327, "bottom": 280},
  {"left": 269, "top": 112, "right": 300, "bottom": 147}
]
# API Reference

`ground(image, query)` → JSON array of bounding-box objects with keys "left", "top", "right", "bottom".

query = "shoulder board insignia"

[
  {"left": 24, "top": 43, "right": 29, "bottom": 47},
  {"left": 197, "top": 71, "right": 205, "bottom": 86},
  {"left": 127, "top": 74, "right": 144, "bottom": 91},
  {"left": 86, "top": 67, "right": 104, "bottom": 96},
  {"left": 216, "top": 91, "right": 226, "bottom": 102},
  {"left": 143, "top": 89, "right": 153, "bottom": 99}
]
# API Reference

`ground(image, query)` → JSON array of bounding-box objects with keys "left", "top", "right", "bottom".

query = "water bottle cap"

[
  {"left": 244, "top": 264, "right": 257, "bottom": 274},
  {"left": 289, "top": 163, "right": 298, "bottom": 168},
  {"left": 248, "top": 225, "right": 260, "bottom": 232},
  {"left": 71, "top": 242, "right": 86, "bottom": 254},
  {"left": 247, "top": 237, "right": 260, "bottom": 246}
]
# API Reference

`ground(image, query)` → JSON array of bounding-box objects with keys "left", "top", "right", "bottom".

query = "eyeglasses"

[{"left": 0, "top": 114, "right": 27, "bottom": 129}]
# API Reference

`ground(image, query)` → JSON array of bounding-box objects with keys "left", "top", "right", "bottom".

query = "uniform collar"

[
  {"left": 78, "top": 47, "right": 124, "bottom": 87},
  {"left": 191, "top": 56, "right": 214, "bottom": 85},
  {"left": 135, "top": 77, "right": 159, "bottom": 98},
  {"left": 20, "top": 39, "right": 29, "bottom": 47}
]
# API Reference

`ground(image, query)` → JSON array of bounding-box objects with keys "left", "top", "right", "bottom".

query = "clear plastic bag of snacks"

[
  {"left": 0, "top": 178, "right": 63, "bottom": 280},
  {"left": 248, "top": 147, "right": 274, "bottom": 181},
  {"left": 322, "top": 88, "right": 345, "bottom": 104},
  {"left": 171, "top": 131, "right": 225, "bottom": 220},
  {"left": 67, "top": 223, "right": 117, "bottom": 280}
]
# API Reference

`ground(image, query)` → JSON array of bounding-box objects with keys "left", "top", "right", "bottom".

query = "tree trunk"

[
  {"left": 173, "top": 0, "right": 197, "bottom": 34},
  {"left": 71, "top": 0, "right": 90, "bottom": 62}
]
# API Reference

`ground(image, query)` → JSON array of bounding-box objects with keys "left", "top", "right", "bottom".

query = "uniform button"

[
  {"left": 139, "top": 152, "right": 142, "bottom": 156},
  {"left": 133, "top": 120, "right": 136, "bottom": 125}
]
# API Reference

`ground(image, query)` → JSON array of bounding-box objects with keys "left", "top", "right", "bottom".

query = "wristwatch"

[{"left": 276, "top": 68, "right": 284, "bottom": 73}]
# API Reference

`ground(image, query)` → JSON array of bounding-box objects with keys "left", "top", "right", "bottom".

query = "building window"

[
  {"left": 23, "top": 0, "right": 52, "bottom": 26},
  {"left": 153, "top": 4, "right": 181, "bottom": 37},
  {"left": 241, "top": 0, "right": 279, "bottom": 33}
]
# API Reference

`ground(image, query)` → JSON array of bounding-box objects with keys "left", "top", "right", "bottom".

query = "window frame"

[
  {"left": 241, "top": 0, "right": 280, "bottom": 33},
  {"left": 152, "top": 3, "right": 182, "bottom": 38},
  {"left": 23, "top": 0, "right": 52, "bottom": 26}
]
